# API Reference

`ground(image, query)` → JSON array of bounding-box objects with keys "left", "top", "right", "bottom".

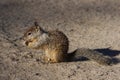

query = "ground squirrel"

[{"left": 21, "top": 22, "right": 112, "bottom": 65}]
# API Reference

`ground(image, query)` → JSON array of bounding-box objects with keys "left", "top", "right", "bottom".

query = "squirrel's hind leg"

[{"left": 40, "top": 55, "right": 59, "bottom": 63}]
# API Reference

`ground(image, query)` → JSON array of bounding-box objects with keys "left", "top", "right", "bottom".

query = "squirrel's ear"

[
  {"left": 34, "top": 22, "right": 44, "bottom": 32},
  {"left": 34, "top": 21, "right": 39, "bottom": 27},
  {"left": 34, "top": 21, "right": 40, "bottom": 31}
]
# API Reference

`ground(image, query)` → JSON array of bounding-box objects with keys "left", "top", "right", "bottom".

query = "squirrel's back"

[
  {"left": 44, "top": 30, "right": 69, "bottom": 62},
  {"left": 48, "top": 30, "right": 69, "bottom": 53}
]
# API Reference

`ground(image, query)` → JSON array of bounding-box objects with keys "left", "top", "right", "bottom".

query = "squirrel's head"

[{"left": 22, "top": 22, "right": 47, "bottom": 47}]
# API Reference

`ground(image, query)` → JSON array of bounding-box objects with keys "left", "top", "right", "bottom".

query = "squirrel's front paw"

[{"left": 40, "top": 55, "right": 51, "bottom": 64}]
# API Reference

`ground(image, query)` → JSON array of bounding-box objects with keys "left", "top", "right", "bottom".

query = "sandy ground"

[{"left": 0, "top": 0, "right": 120, "bottom": 80}]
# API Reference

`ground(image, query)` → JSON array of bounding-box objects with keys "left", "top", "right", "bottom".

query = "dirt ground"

[{"left": 0, "top": 0, "right": 120, "bottom": 80}]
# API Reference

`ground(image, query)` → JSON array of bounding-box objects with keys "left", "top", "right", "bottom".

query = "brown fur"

[
  {"left": 21, "top": 22, "right": 113, "bottom": 65},
  {"left": 22, "top": 25, "right": 68, "bottom": 63}
]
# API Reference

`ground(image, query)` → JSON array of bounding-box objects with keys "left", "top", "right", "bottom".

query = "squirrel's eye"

[{"left": 28, "top": 32, "right": 32, "bottom": 35}]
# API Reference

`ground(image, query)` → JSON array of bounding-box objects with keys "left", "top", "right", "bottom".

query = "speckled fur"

[
  {"left": 22, "top": 22, "right": 112, "bottom": 65},
  {"left": 22, "top": 24, "right": 68, "bottom": 63}
]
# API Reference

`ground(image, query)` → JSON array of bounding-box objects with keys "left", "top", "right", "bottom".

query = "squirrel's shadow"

[
  {"left": 94, "top": 48, "right": 120, "bottom": 57},
  {"left": 76, "top": 48, "right": 120, "bottom": 64},
  {"left": 94, "top": 48, "right": 120, "bottom": 64}
]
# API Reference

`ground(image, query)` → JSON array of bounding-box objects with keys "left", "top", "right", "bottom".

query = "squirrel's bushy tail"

[{"left": 67, "top": 48, "right": 112, "bottom": 65}]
